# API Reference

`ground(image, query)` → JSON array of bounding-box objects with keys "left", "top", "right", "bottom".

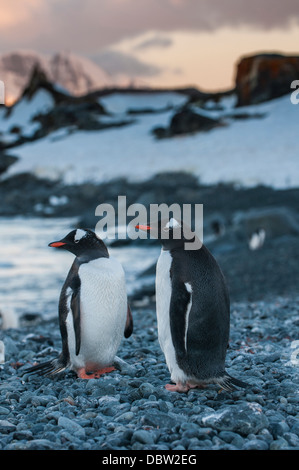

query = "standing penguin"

[
  {"left": 136, "top": 218, "right": 247, "bottom": 392},
  {"left": 25, "top": 229, "right": 133, "bottom": 379}
]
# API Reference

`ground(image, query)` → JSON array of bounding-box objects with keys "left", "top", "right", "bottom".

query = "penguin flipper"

[
  {"left": 70, "top": 286, "right": 81, "bottom": 356},
  {"left": 22, "top": 355, "right": 68, "bottom": 377},
  {"left": 124, "top": 303, "right": 133, "bottom": 338},
  {"left": 169, "top": 281, "right": 191, "bottom": 359}
]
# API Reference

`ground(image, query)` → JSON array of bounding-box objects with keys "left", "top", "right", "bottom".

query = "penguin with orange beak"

[
  {"left": 136, "top": 218, "right": 247, "bottom": 392},
  {"left": 24, "top": 228, "right": 133, "bottom": 379}
]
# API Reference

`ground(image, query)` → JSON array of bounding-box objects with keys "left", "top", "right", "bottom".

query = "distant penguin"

[
  {"left": 0, "top": 308, "right": 19, "bottom": 330},
  {"left": 0, "top": 340, "right": 5, "bottom": 364},
  {"left": 136, "top": 218, "right": 248, "bottom": 392},
  {"left": 24, "top": 229, "right": 133, "bottom": 379},
  {"left": 248, "top": 228, "right": 266, "bottom": 251}
]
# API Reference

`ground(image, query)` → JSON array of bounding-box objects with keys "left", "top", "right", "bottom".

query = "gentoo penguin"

[
  {"left": 25, "top": 229, "right": 133, "bottom": 379},
  {"left": 248, "top": 228, "right": 266, "bottom": 251},
  {"left": 136, "top": 218, "right": 247, "bottom": 393},
  {"left": 0, "top": 340, "right": 4, "bottom": 364}
]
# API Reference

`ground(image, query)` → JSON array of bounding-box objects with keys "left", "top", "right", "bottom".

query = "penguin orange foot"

[
  {"left": 22, "top": 229, "right": 133, "bottom": 380},
  {"left": 165, "top": 382, "right": 206, "bottom": 393},
  {"left": 77, "top": 366, "right": 115, "bottom": 379},
  {"left": 136, "top": 218, "right": 249, "bottom": 394}
]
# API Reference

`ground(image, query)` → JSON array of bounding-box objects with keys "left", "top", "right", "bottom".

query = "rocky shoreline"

[
  {"left": 0, "top": 50, "right": 298, "bottom": 452},
  {"left": 0, "top": 173, "right": 299, "bottom": 450},
  {"left": 2, "top": 168, "right": 299, "bottom": 305},
  {"left": 0, "top": 293, "right": 298, "bottom": 450}
]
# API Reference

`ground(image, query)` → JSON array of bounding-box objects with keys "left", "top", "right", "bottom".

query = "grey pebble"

[
  {"left": 58, "top": 416, "right": 86, "bottom": 438},
  {"left": 132, "top": 429, "right": 155, "bottom": 445},
  {"left": 0, "top": 296, "right": 299, "bottom": 450},
  {"left": 0, "top": 419, "right": 17, "bottom": 433},
  {"left": 0, "top": 406, "right": 10, "bottom": 415},
  {"left": 242, "top": 438, "right": 269, "bottom": 450},
  {"left": 270, "top": 437, "right": 290, "bottom": 450}
]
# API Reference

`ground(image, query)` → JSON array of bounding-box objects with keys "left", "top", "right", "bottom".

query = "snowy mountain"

[
  {"left": 1, "top": 49, "right": 298, "bottom": 190},
  {"left": 0, "top": 50, "right": 134, "bottom": 104}
]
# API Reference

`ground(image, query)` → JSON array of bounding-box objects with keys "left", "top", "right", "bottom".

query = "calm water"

[{"left": 0, "top": 217, "right": 158, "bottom": 321}]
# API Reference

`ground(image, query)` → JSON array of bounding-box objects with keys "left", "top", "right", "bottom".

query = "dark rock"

[
  {"left": 242, "top": 438, "right": 269, "bottom": 450},
  {"left": 269, "top": 420, "right": 290, "bottom": 439},
  {"left": 0, "top": 172, "right": 58, "bottom": 216},
  {"left": 1, "top": 65, "right": 137, "bottom": 151},
  {"left": 141, "top": 410, "right": 184, "bottom": 429},
  {"left": 127, "top": 105, "right": 172, "bottom": 115},
  {"left": 32, "top": 102, "right": 134, "bottom": 137},
  {"left": 152, "top": 106, "right": 222, "bottom": 138},
  {"left": 201, "top": 402, "right": 269, "bottom": 436},
  {"left": 152, "top": 126, "right": 167, "bottom": 139},
  {"left": 235, "top": 53, "right": 299, "bottom": 106},
  {"left": 0, "top": 152, "right": 19, "bottom": 175},
  {"left": 269, "top": 437, "right": 290, "bottom": 450},
  {"left": 171, "top": 107, "right": 222, "bottom": 134},
  {"left": 138, "top": 382, "right": 156, "bottom": 398},
  {"left": 19, "top": 64, "right": 69, "bottom": 105},
  {"left": 25, "top": 438, "right": 61, "bottom": 450},
  {"left": 228, "top": 112, "right": 266, "bottom": 120},
  {"left": 233, "top": 206, "right": 299, "bottom": 241},
  {"left": 57, "top": 416, "right": 85, "bottom": 438},
  {"left": 132, "top": 429, "right": 155, "bottom": 445},
  {"left": 290, "top": 421, "right": 299, "bottom": 437},
  {"left": 19, "top": 312, "right": 43, "bottom": 326},
  {"left": 0, "top": 419, "right": 17, "bottom": 434},
  {"left": 13, "top": 430, "right": 33, "bottom": 440}
]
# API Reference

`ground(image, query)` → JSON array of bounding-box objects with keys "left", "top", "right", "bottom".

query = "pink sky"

[{"left": 0, "top": 0, "right": 299, "bottom": 90}]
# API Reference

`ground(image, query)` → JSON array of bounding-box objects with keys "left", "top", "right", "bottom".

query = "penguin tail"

[
  {"left": 22, "top": 357, "right": 68, "bottom": 378},
  {"left": 218, "top": 373, "right": 249, "bottom": 392}
]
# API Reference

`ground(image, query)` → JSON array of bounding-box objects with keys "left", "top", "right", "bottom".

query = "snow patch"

[{"left": 2, "top": 93, "right": 298, "bottom": 189}]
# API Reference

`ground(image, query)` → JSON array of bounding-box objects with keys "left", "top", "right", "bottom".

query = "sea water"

[{"left": 0, "top": 217, "right": 158, "bottom": 322}]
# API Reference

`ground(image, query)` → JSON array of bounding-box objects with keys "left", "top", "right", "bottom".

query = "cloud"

[
  {"left": 133, "top": 36, "right": 173, "bottom": 51},
  {"left": 0, "top": 0, "right": 298, "bottom": 54},
  {"left": 90, "top": 50, "right": 162, "bottom": 77},
  {"left": 0, "top": 0, "right": 45, "bottom": 28}
]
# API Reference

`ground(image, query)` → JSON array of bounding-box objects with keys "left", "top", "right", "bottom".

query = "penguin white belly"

[
  {"left": 66, "top": 257, "right": 127, "bottom": 371},
  {"left": 156, "top": 249, "right": 189, "bottom": 384}
]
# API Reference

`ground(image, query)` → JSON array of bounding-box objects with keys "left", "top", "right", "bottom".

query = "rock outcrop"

[
  {"left": 0, "top": 152, "right": 18, "bottom": 175},
  {"left": 235, "top": 53, "right": 299, "bottom": 106},
  {"left": 152, "top": 106, "right": 222, "bottom": 138}
]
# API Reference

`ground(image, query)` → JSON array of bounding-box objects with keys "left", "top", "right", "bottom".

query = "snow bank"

[
  {"left": 3, "top": 92, "right": 299, "bottom": 189},
  {"left": 0, "top": 89, "right": 54, "bottom": 140}
]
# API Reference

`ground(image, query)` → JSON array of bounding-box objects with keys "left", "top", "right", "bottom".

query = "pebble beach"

[{"left": 0, "top": 293, "right": 298, "bottom": 451}]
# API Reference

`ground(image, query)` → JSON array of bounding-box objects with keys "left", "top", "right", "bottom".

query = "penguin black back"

[
  {"left": 23, "top": 228, "right": 133, "bottom": 379},
  {"left": 169, "top": 243, "right": 230, "bottom": 380},
  {"left": 136, "top": 217, "right": 248, "bottom": 392}
]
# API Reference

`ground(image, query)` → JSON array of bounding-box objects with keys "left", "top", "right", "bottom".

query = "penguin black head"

[
  {"left": 136, "top": 218, "right": 202, "bottom": 251},
  {"left": 49, "top": 229, "right": 109, "bottom": 260}
]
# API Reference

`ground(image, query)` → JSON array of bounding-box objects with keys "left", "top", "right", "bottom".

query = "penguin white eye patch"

[
  {"left": 74, "top": 229, "right": 87, "bottom": 242},
  {"left": 164, "top": 218, "right": 181, "bottom": 230}
]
